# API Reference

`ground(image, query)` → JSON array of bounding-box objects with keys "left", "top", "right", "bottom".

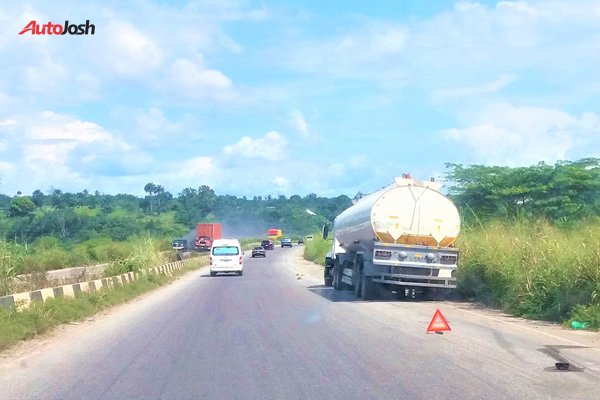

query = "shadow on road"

[
  {"left": 199, "top": 273, "right": 242, "bottom": 278},
  {"left": 306, "top": 285, "right": 401, "bottom": 303},
  {"left": 307, "top": 285, "right": 360, "bottom": 302},
  {"left": 306, "top": 284, "right": 466, "bottom": 304}
]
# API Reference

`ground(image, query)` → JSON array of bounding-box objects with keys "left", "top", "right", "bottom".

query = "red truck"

[{"left": 195, "top": 223, "right": 222, "bottom": 251}]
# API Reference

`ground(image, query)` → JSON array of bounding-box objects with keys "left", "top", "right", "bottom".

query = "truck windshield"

[{"left": 212, "top": 246, "right": 239, "bottom": 256}]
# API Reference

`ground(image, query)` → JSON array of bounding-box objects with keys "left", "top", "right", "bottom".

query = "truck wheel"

[
  {"left": 210, "top": 271, "right": 217, "bottom": 277},
  {"left": 324, "top": 267, "right": 333, "bottom": 287},
  {"left": 333, "top": 260, "right": 346, "bottom": 290},
  {"left": 353, "top": 267, "right": 362, "bottom": 298},
  {"left": 353, "top": 255, "right": 363, "bottom": 299},
  {"left": 333, "top": 262, "right": 342, "bottom": 290},
  {"left": 361, "top": 274, "right": 376, "bottom": 300}
]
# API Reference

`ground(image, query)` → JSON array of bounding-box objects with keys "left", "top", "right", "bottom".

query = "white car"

[{"left": 210, "top": 239, "right": 244, "bottom": 276}]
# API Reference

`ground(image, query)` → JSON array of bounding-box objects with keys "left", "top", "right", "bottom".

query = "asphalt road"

[{"left": 1, "top": 247, "right": 599, "bottom": 399}]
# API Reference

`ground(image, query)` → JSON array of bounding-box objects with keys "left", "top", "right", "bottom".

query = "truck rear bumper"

[{"left": 372, "top": 273, "right": 456, "bottom": 289}]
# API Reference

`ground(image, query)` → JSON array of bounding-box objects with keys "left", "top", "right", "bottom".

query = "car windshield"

[
  {"left": 212, "top": 246, "right": 239, "bottom": 256},
  {"left": 253, "top": 247, "right": 263, "bottom": 250}
]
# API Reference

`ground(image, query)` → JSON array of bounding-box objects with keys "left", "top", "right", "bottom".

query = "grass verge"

[
  {"left": 0, "top": 257, "right": 207, "bottom": 352},
  {"left": 303, "top": 235, "right": 330, "bottom": 266},
  {"left": 456, "top": 219, "right": 600, "bottom": 329}
]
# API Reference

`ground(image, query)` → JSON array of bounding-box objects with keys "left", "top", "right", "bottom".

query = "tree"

[
  {"left": 8, "top": 196, "right": 36, "bottom": 217},
  {"left": 31, "top": 189, "right": 45, "bottom": 207},
  {"left": 445, "top": 158, "right": 600, "bottom": 223}
]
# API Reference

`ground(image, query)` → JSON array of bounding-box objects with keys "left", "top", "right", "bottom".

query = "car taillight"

[
  {"left": 239, "top": 256, "right": 243, "bottom": 264},
  {"left": 209, "top": 257, "right": 213, "bottom": 265}
]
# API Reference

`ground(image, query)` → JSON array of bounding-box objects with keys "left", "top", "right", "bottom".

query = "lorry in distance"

[
  {"left": 195, "top": 223, "right": 223, "bottom": 251},
  {"left": 324, "top": 176, "right": 460, "bottom": 300},
  {"left": 267, "top": 228, "right": 283, "bottom": 240}
]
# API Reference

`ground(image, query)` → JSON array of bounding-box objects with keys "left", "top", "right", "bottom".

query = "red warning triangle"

[{"left": 426, "top": 309, "right": 451, "bottom": 333}]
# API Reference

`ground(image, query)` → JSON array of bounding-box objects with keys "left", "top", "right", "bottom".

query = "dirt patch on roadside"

[{"left": 292, "top": 248, "right": 324, "bottom": 283}]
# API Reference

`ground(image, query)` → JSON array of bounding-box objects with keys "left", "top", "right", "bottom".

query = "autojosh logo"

[{"left": 18, "top": 20, "right": 95, "bottom": 35}]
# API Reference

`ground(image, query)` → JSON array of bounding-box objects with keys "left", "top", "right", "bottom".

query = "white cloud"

[
  {"left": 223, "top": 131, "right": 288, "bottom": 161},
  {"left": 169, "top": 57, "right": 234, "bottom": 100},
  {"left": 349, "top": 155, "right": 366, "bottom": 168},
  {"left": 288, "top": 25, "right": 408, "bottom": 80},
  {"left": 105, "top": 20, "right": 163, "bottom": 76},
  {"left": 135, "top": 107, "right": 179, "bottom": 142},
  {"left": 289, "top": 110, "right": 309, "bottom": 138},
  {"left": 0, "top": 119, "right": 16, "bottom": 126},
  {"left": 30, "top": 111, "right": 112, "bottom": 143},
  {"left": 23, "top": 57, "right": 68, "bottom": 94},
  {"left": 442, "top": 103, "right": 600, "bottom": 165},
  {"left": 435, "top": 74, "right": 517, "bottom": 101},
  {"left": 272, "top": 176, "right": 290, "bottom": 189}
]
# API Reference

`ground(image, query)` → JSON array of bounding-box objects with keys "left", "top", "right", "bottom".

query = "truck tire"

[
  {"left": 353, "top": 255, "right": 364, "bottom": 299},
  {"left": 333, "top": 260, "right": 350, "bottom": 291},
  {"left": 333, "top": 261, "right": 342, "bottom": 290},
  {"left": 360, "top": 274, "right": 376, "bottom": 300},
  {"left": 324, "top": 267, "right": 333, "bottom": 287}
]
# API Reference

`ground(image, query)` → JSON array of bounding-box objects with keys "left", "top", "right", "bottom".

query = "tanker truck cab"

[
  {"left": 210, "top": 239, "right": 244, "bottom": 276},
  {"left": 324, "top": 176, "right": 461, "bottom": 300}
]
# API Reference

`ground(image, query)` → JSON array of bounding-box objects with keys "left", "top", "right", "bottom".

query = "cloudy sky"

[{"left": 1, "top": 1, "right": 599, "bottom": 197}]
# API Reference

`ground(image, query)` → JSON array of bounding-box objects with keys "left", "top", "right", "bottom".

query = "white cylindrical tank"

[{"left": 334, "top": 177, "right": 460, "bottom": 253}]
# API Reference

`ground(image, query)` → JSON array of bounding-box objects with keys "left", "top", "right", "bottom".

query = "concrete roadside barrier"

[{"left": 0, "top": 260, "right": 187, "bottom": 311}]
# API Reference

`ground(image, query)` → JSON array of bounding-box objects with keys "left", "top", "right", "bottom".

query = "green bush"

[
  {"left": 103, "top": 237, "right": 169, "bottom": 277},
  {"left": 303, "top": 235, "right": 330, "bottom": 266},
  {"left": 0, "top": 240, "right": 25, "bottom": 296}
]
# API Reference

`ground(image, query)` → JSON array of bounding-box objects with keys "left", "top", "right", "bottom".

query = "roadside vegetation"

[
  {"left": 0, "top": 256, "right": 207, "bottom": 352},
  {"left": 303, "top": 236, "right": 330, "bottom": 266},
  {"left": 456, "top": 219, "right": 600, "bottom": 327},
  {"left": 448, "top": 159, "right": 600, "bottom": 329}
]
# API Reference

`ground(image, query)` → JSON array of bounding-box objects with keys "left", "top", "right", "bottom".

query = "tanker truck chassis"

[
  {"left": 326, "top": 243, "right": 458, "bottom": 300},
  {"left": 324, "top": 176, "right": 461, "bottom": 300}
]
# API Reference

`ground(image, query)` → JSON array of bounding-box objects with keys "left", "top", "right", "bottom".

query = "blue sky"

[{"left": 1, "top": 1, "right": 599, "bottom": 197}]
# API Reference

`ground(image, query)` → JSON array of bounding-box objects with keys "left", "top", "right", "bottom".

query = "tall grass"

[
  {"left": 457, "top": 219, "right": 600, "bottom": 325},
  {"left": 103, "top": 237, "right": 170, "bottom": 277},
  {"left": 303, "top": 235, "right": 331, "bottom": 266},
  {"left": 0, "top": 241, "right": 25, "bottom": 296}
]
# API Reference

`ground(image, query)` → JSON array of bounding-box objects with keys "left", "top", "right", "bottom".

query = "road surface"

[{"left": 1, "top": 247, "right": 599, "bottom": 399}]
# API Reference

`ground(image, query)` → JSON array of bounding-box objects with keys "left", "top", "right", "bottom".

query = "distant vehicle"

[
  {"left": 267, "top": 228, "right": 283, "bottom": 240},
  {"left": 305, "top": 235, "right": 314, "bottom": 241},
  {"left": 261, "top": 239, "right": 275, "bottom": 250},
  {"left": 171, "top": 239, "right": 188, "bottom": 251},
  {"left": 195, "top": 223, "right": 222, "bottom": 251},
  {"left": 281, "top": 238, "right": 292, "bottom": 248},
  {"left": 297, "top": 238, "right": 304, "bottom": 244},
  {"left": 210, "top": 239, "right": 243, "bottom": 276},
  {"left": 251, "top": 246, "right": 266, "bottom": 258}
]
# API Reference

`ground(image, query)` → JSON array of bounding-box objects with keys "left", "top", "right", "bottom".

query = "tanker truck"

[{"left": 323, "top": 176, "right": 460, "bottom": 300}]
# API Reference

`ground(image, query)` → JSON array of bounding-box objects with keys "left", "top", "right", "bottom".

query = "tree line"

[
  {"left": 0, "top": 185, "right": 352, "bottom": 244},
  {"left": 2, "top": 156, "right": 598, "bottom": 245},
  {"left": 445, "top": 157, "right": 600, "bottom": 224}
]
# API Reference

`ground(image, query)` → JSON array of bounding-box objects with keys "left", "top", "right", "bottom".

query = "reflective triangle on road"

[{"left": 427, "top": 308, "right": 451, "bottom": 333}]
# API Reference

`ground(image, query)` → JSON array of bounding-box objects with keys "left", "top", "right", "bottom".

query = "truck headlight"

[
  {"left": 425, "top": 253, "right": 436, "bottom": 263},
  {"left": 398, "top": 251, "right": 408, "bottom": 260}
]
